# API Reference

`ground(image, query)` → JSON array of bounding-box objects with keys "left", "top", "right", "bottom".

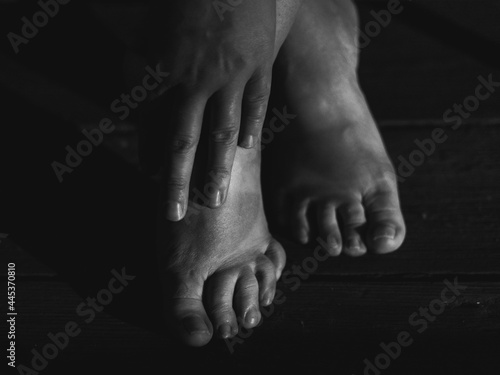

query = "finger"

[
  {"left": 164, "top": 94, "right": 207, "bottom": 221},
  {"left": 239, "top": 70, "right": 272, "bottom": 149},
  {"left": 206, "top": 86, "right": 243, "bottom": 208}
]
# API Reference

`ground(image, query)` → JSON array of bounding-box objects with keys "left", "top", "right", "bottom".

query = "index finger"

[{"left": 164, "top": 93, "right": 207, "bottom": 221}]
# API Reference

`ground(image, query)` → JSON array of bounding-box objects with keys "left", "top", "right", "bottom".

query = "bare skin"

[
  {"left": 110, "top": 0, "right": 403, "bottom": 348},
  {"left": 157, "top": 146, "right": 286, "bottom": 346},
  {"left": 155, "top": 0, "right": 302, "bottom": 347},
  {"left": 140, "top": 0, "right": 278, "bottom": 220},
  {"left": 274, "top": 0, "right": 406, "bottom": 256}
]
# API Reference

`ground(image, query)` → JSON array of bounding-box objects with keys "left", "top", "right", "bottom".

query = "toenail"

[
  {"left": 373, "top": 227, "right": 396, "bottom": 241},
  {"left": 218, "top": 324, "right": 232, "bottom": 339},
  {"left": 165, "top": 200, "right": 183, "bottom": 221},
  {"left": 299, "top": 229, "right": 309, "bottom": 244},
  {"left": 327, "top": 236, "right": 340, "bottom": 251},
  {"left": 244, "top": 308, "right": 259, "bottom": 326},
  {"left": 347, "top": 237, "right": 361, "bottom": 250},
  {"left": 182, "top": 316, "right": 210, "bottom": 335}
]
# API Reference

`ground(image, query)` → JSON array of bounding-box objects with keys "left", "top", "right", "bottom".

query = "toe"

[
  {"left": 234, "top": 267, "right": 261, "bottom": 329},
  {"left": 165, "top": 275, "right": 213, "bottom": 347},
  {"left": 255, "top": 255, "right": 277, "bottom": 306},
  {"left": 292, "top": 198, "right": 310, "bottom": 244},
  {"left": 365, "top": 188, "right": 406, "bottom": 254},
  {"left": 265, "top": 239, "right": 287, "bottom": 280},
  {"left": 206, "top": 271, "right": 239, "bottom": 339},
  {"left": 317, "top": 201, "right": 342, "bottom": 256},
  {"left": 339, "top": 203, "right": 367, "bottom": 257}
]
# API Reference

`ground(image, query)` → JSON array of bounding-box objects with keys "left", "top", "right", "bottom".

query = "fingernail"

[
  {"left": 165, "top": 200, "right": 183, "bottom": 221},
  {"left": 240, "top": 135, "right": 255, "bottom": 149},
  {"left": 373, "top": 227, "right": 396, "bottom": 241},
  {"left": 218, "top": 324, "right": 232, "bottom": 339},
  {"left": 245, "top": 308, "right": 259, "bottom": 326},
  {"left": 262, "top": 291, "right": 273, "bottom": 306},
  {"left": 208, "top": 189, "right": 223, "bottom": 208},
  {"left": 183, "top": 316, "right": 210, "bottom": 335},
  {"left": 213, "top": 189, "right": 222, "bottom": 207}
]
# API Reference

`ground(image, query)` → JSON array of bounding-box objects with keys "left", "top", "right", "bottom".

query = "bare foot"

[
  {"left": 105, "top": 0, "right": 302, "bottom": 347},
  {"left": 274, "top": 0, "right": 406, "bottom": 256},
  {"left": 157, "top": 145, "right": 286, "bottom": 347}
]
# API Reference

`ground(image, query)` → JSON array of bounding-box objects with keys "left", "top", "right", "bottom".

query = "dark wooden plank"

[
  {"left": 3, "top": 123, "right": 499, "bottom": 278},
  {"left": 10, "top": 279, "right": 500, "bottom": 375},
  {"left": 0, "top": 237, "right": 55, "bottom": 277},
  {"left": 356, "top": 1, "right": 500, "bottom": 121},
  {"left": 3, "top": 123, "right": 500, "bottom": 278},
  {"left": 282, "top": 123, "right": 500, "bottom": 276}
]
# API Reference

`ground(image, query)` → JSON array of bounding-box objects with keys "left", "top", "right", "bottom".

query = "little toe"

[
  {"left": 339, "top": 203, "right": 367, "bottom": 257},
  {"left": 255, "top": 255, "right": 277, "bottom": 306},
  {"left": 365, "top": 189, "right": 406, "bottom": 254},
  {"left": 317, "top": 201, "right": 342, "bottom": 256},
  {"left": 205, "top": 271, "right": 239, "bottom": 339},
  {"left": 264, "top": 239, "right": 287, "bottom": 280},
  {"left": 234, "top": 267, "right": 261, "bottom": 329},
  {"left": 166, "top": 275, "right": 213, "bottom": 347}
]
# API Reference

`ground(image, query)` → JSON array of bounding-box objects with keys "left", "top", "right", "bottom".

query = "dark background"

[{"left": 1, "top": 1, "right": 499, "bottom": 375}]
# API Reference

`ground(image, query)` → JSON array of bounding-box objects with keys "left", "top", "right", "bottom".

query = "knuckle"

[
  {"left": 209, "top": 167, "right": 231, "bottom": 178},
  {"left": 240, "top": 282, "right": 259, "bottom": 294},
  {"left": 165, "top": 177, "right": 188, "bottom": 192},
  {"left": 245, "top": 91, "right": 269, "bottom": 107},
  {"left": 208, "top": 168, "right": 231, "bottom": 182},
  {"left": 211, "top": 127, "right": 238, "bottom": 145},
  {"left": 170, "top": 135, "right": 197, "bottom": 154},
  {"left": 245, "top": 113, "right": 265, "bottom": 128}
]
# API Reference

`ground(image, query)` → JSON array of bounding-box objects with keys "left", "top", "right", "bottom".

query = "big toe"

[
  {"left": 365, "top": 187, "right": 406, "bottom": 254},
  {"left": 166, "top": 277, "right": 213, "bottom": 347}
]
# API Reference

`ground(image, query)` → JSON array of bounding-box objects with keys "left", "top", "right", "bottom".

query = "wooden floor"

[
  {"left": 2, "top": 120, "right": 500, "bottom": 375},
  {"left": 1, "top": 1, "right": 500, "bottom": 375}
]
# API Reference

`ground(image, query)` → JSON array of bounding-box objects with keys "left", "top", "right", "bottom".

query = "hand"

[{"left": 142, "top": 0, "right": 276, "bottom": 221}]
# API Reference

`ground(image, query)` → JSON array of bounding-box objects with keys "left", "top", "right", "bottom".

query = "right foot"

[
  {"left": 156, "top": 146, "right": 285, "bottom": 347},
  {"left": 272, "top": 0, "right": 406, "bottom": 256}
]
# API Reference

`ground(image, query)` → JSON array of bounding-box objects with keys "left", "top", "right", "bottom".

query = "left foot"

[{"left": 273, "top": 0, "right": 406, "bottom": 256}]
